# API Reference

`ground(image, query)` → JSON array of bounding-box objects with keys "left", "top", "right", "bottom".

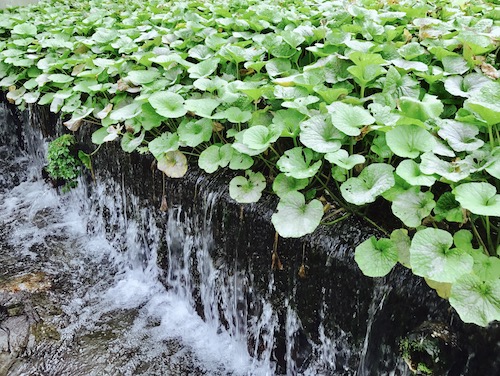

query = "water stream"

[
  {"left": 0, "top": 103, "right": 443, "bottom": 375},
  {"left": 0, "top": 104, "right": 280, "bottom": 375}
]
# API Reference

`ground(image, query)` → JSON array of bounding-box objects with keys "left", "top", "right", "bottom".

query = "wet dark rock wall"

[{"left": 2, "top": 97, "right": 499, "bottom": 375}]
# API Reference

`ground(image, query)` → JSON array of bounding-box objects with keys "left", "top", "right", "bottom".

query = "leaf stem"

[
  {"left": 322, "top": 213, "right": 351, "bottom": 226},
  {"left": 314, "top": 175, "right": 342, "bottom": 204},
  {"left": 363, "top": 215, "right": 390, "bottom": 237},
  {"left": 485, "top": 216, "right": 493, "bottom": 255},
  {"left": 488, "top": 124, "right": 496, "bottom": 148},
  {"left": 470, "top": 217, "right": 489, "bottom": 256}
]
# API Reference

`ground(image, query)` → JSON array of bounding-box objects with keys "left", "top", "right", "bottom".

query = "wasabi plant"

[{"left": 0, "top": 0, "right": 499, "bottom": 326}]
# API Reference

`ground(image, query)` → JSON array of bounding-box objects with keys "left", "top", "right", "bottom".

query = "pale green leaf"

[
  {"left": 464, "top": 81, "right": 500, "bottom": 126},
  {"left": 149, "top": 91, "right": 187, "bottom": 118},
  {"left": 148, "top": 132, "right": 179, "bottom": 158},
  {"left": 327, "top": 102, "right": 375, "bottom": 136},
  {"left": 386, "top": 124, "right": 436, "bottom": 158},
  {"left": 299, "top": 115, "right": 343, "bottom": 153},
  {"left": 437, "top": 120, "right": 484, "bottom": 152},
  {"left": 127, "top": 69, "right": 161, "bottom": 85},
  {"left": 184, "top": 98, "right": 220, "bottom": 118},
  {"left": 272, "top": 173, "right": 309, "bottom": 198},
  {"left": 396, "top": 159, "right": 436, "bottom": 187},
  {"left": 109, "top": 101, "right": 142, "bottom": 121},
  {"left": 271, "top": 192, "right": 323, "bottom": 238},
  {"left": 392, "top": 190, "right": 435, "bottom": 228},
  {"left": 157, "top": 150, "right": 188, "bottom": 178},
  {"left": 276, "top": 147, "right": 322, "bottom": 179},
  {"left": 242, "top": 125, "right": 281, "bottom": 150},
  {"left": 449, "top": 274, "right": 500, "bottom": 327},
  {"left": 12, "top": 23, "right": 37, "bottom": 36},
  {"left": 187, "top": 57, "right": 220, "bottom": 79},
  {"left": 121, "top": 131, "right": 145, "bottom": 153},
  {"left": 325, "top": 149, "right": 365, "bottom": 170},
  {"left": 453, "top": 182, "right": 500, "bottom": 217},
  {"left": 229, "top": 170, "right": 266, "bottom": 203},
  {"left": 434, "top": 192, "right": 464, "bottom": 223},
  {"left": 340, "top": 163, "right": 395, "bottom": 205},
  {"left": 178, "top": 118, "right": 213, "bottom": 147},
  {"left": 410, "top": 228, "right": 473, "bottom": 283},
  {"left": 355, "top": 237, "right": 398, "bottom": 277},
  {"left": 444, "top": 73, "right": 490, "bottom": 98},
  {"left": 198, "top": 144, "right": 233, "bottom": 173},
  {"left": 399, "top": 94, "right": 443, "bottom": 121},
  {"left": 420, "top": 152, "right": 471, "bottom": 182}
]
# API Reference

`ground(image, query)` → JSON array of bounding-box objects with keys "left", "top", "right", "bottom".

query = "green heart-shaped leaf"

[
  {"left": 449, "top": 274, "right": 500, "bottom": 327},
  {"left": 453, "top": 182, "right": 500, "bottom": 217},
  {"left": 386, "top": 124, "right": 436, "bottom": 158},
  {"left": 325, "top": 149, "right": 365, "bottom": 170},
  {"left": 327, "top": 102, "right": 375, "bottom": 136},
  {"left": 434, "top": 192, "right": 464, "bottom": 223},
  {"left": 272, "top": 173, "right": 309, "bottom": 198},
  {"left": 148, "top": 132, "right": 179, "bottom": 158},
  {"left": 420, "top": 152, "right": 471, "bottom": 182},
  {"left": 198, "top": 144, "right": 233, "bottom": 173},
  {"left": 229, "top": 170, "right": 266, "bottom": 203},
  {"left": 396, "top": 159, "right": 436, "bottom": 187},
  {"left": 48, "top": 74, "right": 74, "bottom": 84},
  {"left": 410, "top": 228, "right": 473, "bottom": 283},
  {"left": 355, "top": 236, "right": 398, "bottom": 277},
  {"left": 242, "top": 125, "right": 281, "bottom": 150},
  {"left": 437, "top": 120, "right": 484, "bottom": 152},
  {"left": 12, "top": 23, "right": 37, "bottom": 36},
  {"left": 228, "top": 151, "right": 254, "bottom": 171},
  {"left": 464, "top": 81, "right": 500, "bottom": 126},
  {"left": 444, "top": 73, "right": 489, "bottom": 98},
  {"left": 110, "top": 101, "right": 143, "bottom": 122},
  {"left": 184, "top": 98, "right": 220, "bottom": 118},
  {"left": 127, "top": 69, "right": 161, "bottom": 85},
  {"left": 399, "top": 94, "right": 443, "bottom": 121},
  {"left": 471, "top": 252, "right": 500, "bottom": 282},
  {"left": 392, "top": 190, "right": 435, "bottom": 228},
  {"left": 276, "top": 147, "right": 322, "bottom": 179},
  {"left": 214, "top": 107, "right": 252, "bottom": 123},
  {"left": 121, "top": 131, "right": 145, "bottom": 153},
  {"left": 178, "top": 118, "right": 213, "bottom": 147},
  {"left": 187, "top": 57, "right": 220, "bottom": 79},
  {"left": 149, "top": 91, "right": 187, "bottom": 118},
  {"left": 137, "top": 103, "right": 165, "bottom": 131},
  {"left": 299, "top": 115, "right": 343, "bottom": 153},
  {"left": 391, "top": 229, "right": 411, "bottom": 268},
  {"left": 340, "top": 163, "right": 395, "bottom": 205},
  {"left": 272, "top": 109, "right": 305, "bottom": 138},
  {"left": 271, "top": 191, "right": 323, "bottom": 238}
]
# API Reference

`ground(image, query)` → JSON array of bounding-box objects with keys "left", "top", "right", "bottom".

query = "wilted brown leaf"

[
  {"left": 298, "top": 264, "right": 307, "bottom": 279},
  {"left": 481, "top": 63, "right": 500, "bottom": 80},
  {"left": 160, "top": 195, "right": 168, "bottom": 212}
]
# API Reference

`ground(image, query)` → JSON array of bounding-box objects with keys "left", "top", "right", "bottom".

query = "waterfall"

[
  {"left": 0, "top": 102, "right": 277, "bottom": 375},
  {"left": 2, "top": 101, "right": 498, "bottom": 375}
]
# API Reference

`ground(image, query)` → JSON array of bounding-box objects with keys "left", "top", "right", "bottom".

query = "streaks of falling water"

[
  {"left": 1, "top": 102, "right": 432, "bottom": 376},
  {"left": 0, "top": 107, "right": 279, "bottom": 375}
]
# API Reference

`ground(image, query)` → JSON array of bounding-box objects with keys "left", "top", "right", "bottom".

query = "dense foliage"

[
  {"left": 0, "top": 0, "right": 499, "bottom": 326},
  {"left": 46, "top": 134, "right": 82, "bottom": 190}
]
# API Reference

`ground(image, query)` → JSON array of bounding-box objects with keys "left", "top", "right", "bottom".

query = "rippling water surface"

[{"left": 0, "top": 106, "right": 275, "bottom": 375}]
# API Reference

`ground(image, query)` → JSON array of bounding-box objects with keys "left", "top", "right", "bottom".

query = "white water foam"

[{"left": 0, "top": 135, "right": 277, "bottom": 375}]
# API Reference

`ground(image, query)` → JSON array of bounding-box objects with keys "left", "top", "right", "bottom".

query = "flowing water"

[
  {"left": 0, "top": 103, "right": 422, "bottom": 375},
  {"left": 0, "top": 104, "right": 281, "bottom": 375}
]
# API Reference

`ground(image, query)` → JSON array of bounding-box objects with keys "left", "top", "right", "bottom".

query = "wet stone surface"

[{"left": 0, "top": 142, "right": 212, "bottom": 375}]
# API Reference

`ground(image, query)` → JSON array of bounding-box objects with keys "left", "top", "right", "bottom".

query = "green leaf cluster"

[
  {"left": 46, "top": 134, "right": 83, "bottom": 191},
  {"left": 1, "top": 0, "right": 499, "bottom": 326}
]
